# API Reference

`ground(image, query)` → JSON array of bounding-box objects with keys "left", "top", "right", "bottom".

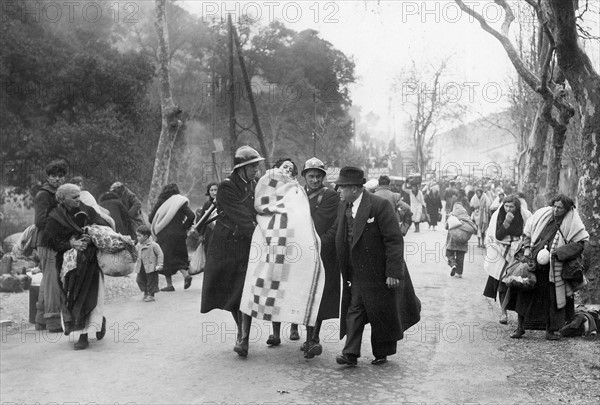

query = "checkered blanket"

[{"left": 240, "top": 168, "right": 325, "bottom": 326}]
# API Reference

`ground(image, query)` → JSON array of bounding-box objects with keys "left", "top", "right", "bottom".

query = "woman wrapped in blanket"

[
  {"left": 482, "top": 195, "right": 531, "bottom": 324},
  {"left": 45, "top": 184, "right": 111, "bottom": 350},
  {"left": 510, "top": 194, "right": 589, "bottom": 340}
]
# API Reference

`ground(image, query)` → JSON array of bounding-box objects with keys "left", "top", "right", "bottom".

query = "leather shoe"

[
  {"left": 184, "top": 276, "right": 192, "bottom": 290},
  {"left": 499, "top": 314, "right": 508, "bottom": 325},
  {"left": 545, "top": 331, "right": 561, "bottom": 341},
  {"left": 371, "top": 357, "right": 387, "bottom": 365},
  {"left": 266, "top": 335, "right": 281, "bottom": 346},
  {"left": 160, "top": 286, "right": 175, "bottom": 292},
  {"left": 336, "top": 354, "right": 357, "bottom": 366},
  {"left": 96, "top": 317, "right": 106, "bottom": 341},
  {"left": 510, "top": 328, "right": 525, "bottom": 339},
  {"left": 290, "top": 329, "right": 300, "bottom": 341},
  {"left": 304, "top": 341, "right": 323, "bottom": 359},
  {"left": 74, "top": 334, "right": 89, "bottom": 350},
  {"left": 233, "top": 340, "right": 248, "bottom": 357}
]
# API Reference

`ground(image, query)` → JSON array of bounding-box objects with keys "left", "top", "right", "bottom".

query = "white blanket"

[{"left": 240, "top": 168, "right": 325, "bottom": 326}]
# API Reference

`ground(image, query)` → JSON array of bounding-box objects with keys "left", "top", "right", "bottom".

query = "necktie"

[{"left": 345, "top": 202, "right": 354, "bottom": 243}]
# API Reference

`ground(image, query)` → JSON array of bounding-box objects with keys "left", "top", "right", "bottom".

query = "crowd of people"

[{"left": 25, "top": 151, "right": 590, "bottom": 357}]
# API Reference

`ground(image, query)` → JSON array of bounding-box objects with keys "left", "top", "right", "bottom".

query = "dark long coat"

[
  {"left": 335, "top": 191, "right": 421, "bottom": 343},
  {"left": 201, "top": 171, "right": 257, "bottom": 313},
  {"left": 148, "top": 199, "right": 195, "bottom": 276},
  {"left": 307, "top": 185, "right": 340, "bottom": 320}
]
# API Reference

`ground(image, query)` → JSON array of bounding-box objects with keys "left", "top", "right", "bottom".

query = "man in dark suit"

[{"left": 333, "top": 167, "right": 421, "bottom": 366}]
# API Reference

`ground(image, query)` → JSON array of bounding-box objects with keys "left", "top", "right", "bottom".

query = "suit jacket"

[{"left": 335, "top": 191, "right": 421, "bottom": 342}]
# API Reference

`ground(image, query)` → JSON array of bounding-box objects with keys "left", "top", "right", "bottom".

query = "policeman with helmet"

[
  {"left": 299, "top": 157, "right": 341, "bottom": 359},
  {"left": 201, "top": 146, "right": 264, "bottom": 357}
]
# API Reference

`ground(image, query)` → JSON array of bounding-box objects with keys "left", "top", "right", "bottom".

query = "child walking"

[{"left": 135, "top": 225, "right": 164, "bottom": 302}]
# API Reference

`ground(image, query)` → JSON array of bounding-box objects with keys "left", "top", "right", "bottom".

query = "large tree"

[
  {"left": 456, "top": 0, "right": 599, "bottom": 301},
  {"left": 147, "top": 0, "right": 183, "bottom": 207},
  {"left": 545, "top": 0, "right": 600, "bottom": 302}
]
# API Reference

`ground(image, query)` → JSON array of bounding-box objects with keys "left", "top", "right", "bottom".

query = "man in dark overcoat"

[
  {"left": 300, "top": 157, "right": 341, "bottom": 359},
  {"left": 201, "top": 146, "right": 264, "bottom": 357},
  {"left": 333, "top": 167, "right": 421, "bottom": 366}
]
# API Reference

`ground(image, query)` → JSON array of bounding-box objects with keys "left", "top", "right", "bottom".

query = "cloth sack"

[
  {"left": 447, "top": 215, "right": 461, "bottom": 229},
  {"left": 189, "top": 242, "right": 205, "bottom": 275},
  {"left": 97, "top": 250, "right": 135, "bottom": 277}
]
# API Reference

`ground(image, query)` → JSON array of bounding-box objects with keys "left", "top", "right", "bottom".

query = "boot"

[
  {"left": 234, "top": 313, "right": 251, "bottom": 357},
  {"left": 74, "top": 334, "right": 89, "bottom": 350},
  {"left": 510, "top": 315, "right": 525, "bottom": 339}
]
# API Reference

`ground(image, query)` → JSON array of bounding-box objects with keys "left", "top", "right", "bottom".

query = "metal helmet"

[
  {"left": 301, "top": 157, "right": 327, "bottom": 177},
  {"left": 233, "top": 146, "right": 265, "bottom": 170}
]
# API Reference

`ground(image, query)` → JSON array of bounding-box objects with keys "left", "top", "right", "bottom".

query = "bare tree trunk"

[
  {"left": 521, "top": 97, "right": 551, "bottom": 209},
  {"left": 546, "top": 0, "right": 600, "bottom": 303},
  {"left": 544, "top": 124, "right": 567, "bottom": 202},
  {"left": 147, "top": 0, "right": 182, "bottom": 208}
]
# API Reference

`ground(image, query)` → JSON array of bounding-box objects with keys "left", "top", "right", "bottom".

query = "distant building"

[{"left": 431, "top": 111, "right": 517, "bottom": 182}]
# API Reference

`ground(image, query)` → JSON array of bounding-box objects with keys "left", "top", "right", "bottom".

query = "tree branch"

[{"left": 455, "top": 0, "right": 541, "bottom": 90}]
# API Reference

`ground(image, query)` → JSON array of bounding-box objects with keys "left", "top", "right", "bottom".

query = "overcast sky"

[{"left": 181, "top": 0, "right": 599, "bottom": 140}]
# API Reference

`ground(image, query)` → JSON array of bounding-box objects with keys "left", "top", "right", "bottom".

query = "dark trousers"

[
  {"left": 342, "top": 284, "right": 397, "bottom": 359},
  {"left": 136, "top": 270, "right": 159, "bottom": 296},
  {"left": 446, "top": 249, "right": 466, "bottom": 275}
]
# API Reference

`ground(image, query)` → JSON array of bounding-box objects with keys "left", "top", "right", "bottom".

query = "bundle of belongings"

[
  {"left": 559, "top": 305, "right": 600, "bottom": 338},
  {"left": 0, "top": 253, "right": 32, "bottom": 293},
  {"left": 60, "top": 225, "right": 137, "bottom": 282}
]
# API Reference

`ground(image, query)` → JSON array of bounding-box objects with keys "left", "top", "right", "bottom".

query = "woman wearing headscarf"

[
  {"left": 149, "top": 183, "right": 195, "bottom": 292},
  {"left": 470, "top": 187, "right": 492, "bottom": 248},
  {"left": 510, "top": 194, "right": 589, "bottom": 340},
  {"left": 45, "top": 184, "right": 110, "bottom": 350},
  {"left": 482, "top": 195, "right": 532, "bottom": 324}
]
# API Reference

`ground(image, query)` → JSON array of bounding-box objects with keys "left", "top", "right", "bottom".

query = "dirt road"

[{"left": 0, "top": 228, "right": 571, "bottom": 404}]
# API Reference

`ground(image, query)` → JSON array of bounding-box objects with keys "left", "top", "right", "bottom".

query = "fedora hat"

[{"left": 334, "top": 166, "right": 366, "bottom": 187}]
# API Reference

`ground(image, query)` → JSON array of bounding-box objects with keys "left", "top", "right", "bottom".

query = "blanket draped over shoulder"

[
  {"left": 150, "top": 194, "right": 189, "bottom": 236},
  {"left": 484, "top": 208, "right": 532, "bottom": 280},
  {"left": 240, "top": 168, "right": 325, "bottom": 326},
  {"left": 524, "top": 206, "right": 589, "bottom": 309}
]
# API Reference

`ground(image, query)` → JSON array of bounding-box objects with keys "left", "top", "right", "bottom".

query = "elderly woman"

[
  {"left": 149, "top": 183, "right": 195, "bottom": 291},
  {"left": 511, "top": 194, "right": 589, "bottom": 340},
  {"left": 45, "top": 184, "right": 110, "bottom": 350},
  {"left": 482, "top": 195, "right": 532, "bottom": 324},
  {"left": 470, "top": 187, "right": 492, "bottom": 248}
]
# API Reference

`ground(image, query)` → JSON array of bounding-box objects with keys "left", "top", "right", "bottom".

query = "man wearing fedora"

[{"left": 332, "top": 166, "right": 421, "bottom": 366}]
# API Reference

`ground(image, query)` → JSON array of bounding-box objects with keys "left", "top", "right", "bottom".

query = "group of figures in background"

[{"left": 13, "top": 146, "right": 593, "bottom": 354}]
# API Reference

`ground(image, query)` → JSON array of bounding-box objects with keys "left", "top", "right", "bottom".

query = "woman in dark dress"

[
  {"left": 149, "top": 184, "right": 195, "bottom": 292},
  {"left": 425, "top": 186, "right": 442, "bottom": 230},
  {"left": 194, "top": 182, "right": 219, "bottom": 255},
  {"left": 99, "top": 192, "right": 131, "bottom": 236},
  {"left": 510, "top": 194, "right": 589, "bottom": 340},
  {"left": 483, "top": 195, "right": 531, "bottom": 324}
]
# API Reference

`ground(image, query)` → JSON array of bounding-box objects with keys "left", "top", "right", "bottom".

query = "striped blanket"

[
  {"left": 524, "top": 206, "right": 589, "bottom": 309},
  {"left": 240, "top": 168, "right": 325, "bottom": 326}
]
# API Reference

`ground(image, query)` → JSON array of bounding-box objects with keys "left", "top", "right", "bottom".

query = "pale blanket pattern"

[
  {"left": 524, "top": 206, "right": 589, "bottom": 309},
  {"left": 240, "top": 168, "right": 325, "bottom": 326}
]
